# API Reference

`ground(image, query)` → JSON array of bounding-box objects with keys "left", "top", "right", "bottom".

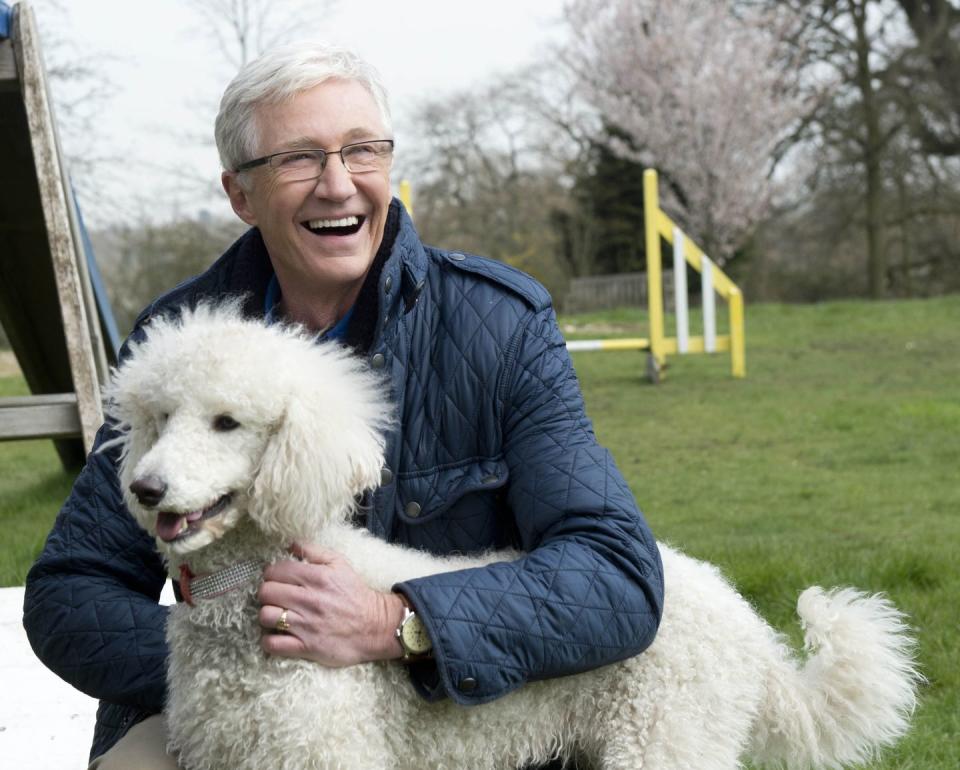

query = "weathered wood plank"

[
  {"left": 0, "top": 8, "right": 83, "bottom": 468},
  {"left": 0, "top": 394, "right": 83, "bottom": 440},
  {"left": 12, "top": 4, "right": 104, "bottom": 453},
  {"left": 0, "top": 393, "right": 79, "bottom": 407}
]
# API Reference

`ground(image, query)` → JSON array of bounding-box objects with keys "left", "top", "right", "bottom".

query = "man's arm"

[
  {"left": 394, "top": 306, "right": 664, "bottom": 704},
  {"left": 22, "top": 425, "right": 170, "bottom": 713}
]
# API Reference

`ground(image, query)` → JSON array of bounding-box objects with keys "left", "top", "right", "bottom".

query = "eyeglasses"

[{"left": 235, "top": 139, "right": 394, "bottom": 182}]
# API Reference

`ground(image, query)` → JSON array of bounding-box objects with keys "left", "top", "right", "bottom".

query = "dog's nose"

[{"left": 130, "top": 476, "right": 168, "bottom": 507}]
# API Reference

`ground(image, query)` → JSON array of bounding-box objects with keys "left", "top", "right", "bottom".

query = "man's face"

[{"left": 223, "top": 79, "right": 392, "bottom": 299}]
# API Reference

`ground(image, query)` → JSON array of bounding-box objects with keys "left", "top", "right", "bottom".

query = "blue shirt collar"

[{"left": 263, "top": 273, "right": 355, "bottom": 342}]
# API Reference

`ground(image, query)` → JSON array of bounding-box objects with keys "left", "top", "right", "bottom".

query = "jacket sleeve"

[
  {"left": 395, "top": 306, "right": 664, "bottom": 705},
  {"left": 22, "top": 423, "right": 169, "bottom": 714}
]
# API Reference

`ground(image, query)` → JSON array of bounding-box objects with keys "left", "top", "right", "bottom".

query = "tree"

[
  {"left": 559, "top": 127, "right": 648, "bottom": 276},
  {"left": 401, "top": 76, "right": 579, "bottom": 298},
  {"left": 32, "top": 0, "right": 120, "bottom": 223},
  {"left": 796, "top": 0, "right": 902, "bottom": 299},
  {"left": 185, "top": 0, "right": 339, "bottom": 70},
  {"left": 893, "top": 0, "right": 960, "bottom": 156},
  {"left": 401, "top": 58, "right": 680, "bottom": 294},
  {"left": 94, "top": 214, "right": 247, "bottom": 334},
  {"left": 751, "top": 0, "right": 960, "bottom": 298},
  {"left": 561, "top": 0, "right": 808, "bottom": 263}
]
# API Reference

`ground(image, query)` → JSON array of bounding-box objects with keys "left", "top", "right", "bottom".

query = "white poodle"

[{"left": 107, "top": 305, "right": 920, "bottom": 770}]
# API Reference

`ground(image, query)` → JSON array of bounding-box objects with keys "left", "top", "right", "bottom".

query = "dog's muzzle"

[{"left": 155, "top": 494, "right": 233, "bottom": 542}]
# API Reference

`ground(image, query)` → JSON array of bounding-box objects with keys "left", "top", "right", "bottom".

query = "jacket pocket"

[{"left": 395, "top": 457, "right": 508, "bottom": 526}]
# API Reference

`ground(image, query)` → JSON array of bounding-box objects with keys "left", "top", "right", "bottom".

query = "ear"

[
  {"left": 249, "top": 398, "right": 385, "bottom": 542},
  {"left": 222, "top": 171, "right": 258, "bottom": 226}
]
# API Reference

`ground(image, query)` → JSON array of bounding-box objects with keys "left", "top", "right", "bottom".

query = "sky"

[{"left": 32, "top": 0, "right": 570, "bottom": 226}]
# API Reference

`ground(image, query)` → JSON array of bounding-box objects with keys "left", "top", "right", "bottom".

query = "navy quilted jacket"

[{"left": 23, "top": 203, "right": 663, "bottom": 760}]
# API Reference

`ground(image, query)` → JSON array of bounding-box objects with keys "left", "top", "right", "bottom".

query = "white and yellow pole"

[
  {"left": 643, "top": 169, "right": 666, "bottom": 370},
  {"left": 729, "top": 288, "right": 746, "bottom": 378}
]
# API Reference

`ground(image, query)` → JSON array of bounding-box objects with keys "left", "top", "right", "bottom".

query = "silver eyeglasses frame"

[{"left": 234, "top": 139, "right": 394, "bottom": 180}]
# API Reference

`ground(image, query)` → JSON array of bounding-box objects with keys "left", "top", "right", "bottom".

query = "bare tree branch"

[{"left": 184, "top": 0, "right": 339, "bottom": 69}]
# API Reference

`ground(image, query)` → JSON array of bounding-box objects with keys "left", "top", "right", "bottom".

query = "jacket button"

[
  {"left": 380, "top": 467, "right": 393, "bottom": 485},
  {"left": 405, "top": 501, "right": 421, "bottom": 518},
  {"left": 458, "top": 677, "right": 478, "bottom": 693},
  {"left": 450, "top": 252, "right": 466, "bottom": 261},
  {"left": 481, "top": 474, "right": 498, "bottom": 484},
  {"left": 384, "top": 275, "right": 393, "bottom": 293},
  {"left": 371, "top": 353, "right": 385, "bottom": 369}
]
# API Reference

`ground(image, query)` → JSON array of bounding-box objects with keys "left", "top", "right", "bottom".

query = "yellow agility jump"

[
  {"left": 643, "top": 169, "right": 745, "bottom": 380},
  {"left": 568, "top": 170, "right": 746, "bottom": 382},
  {"left": 400, "top": 172, "right": 745, "bottom": 382}
]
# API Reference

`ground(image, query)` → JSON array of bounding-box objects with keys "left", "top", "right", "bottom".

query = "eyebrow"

[
  {"left": 277, "top": 129, "right": 387, "bottom": 152},
  {"left": 279, "top": 137, "right": 319, "bottom": 151}
]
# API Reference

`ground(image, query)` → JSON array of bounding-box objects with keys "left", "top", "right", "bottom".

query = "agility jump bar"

[{"left": 566, "top": 338, "right": 651, "bottom": 352}]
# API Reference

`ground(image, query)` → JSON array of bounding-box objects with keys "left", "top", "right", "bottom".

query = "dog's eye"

[{"left": 213, "top": 414, "right": 241, "bottom": 432}]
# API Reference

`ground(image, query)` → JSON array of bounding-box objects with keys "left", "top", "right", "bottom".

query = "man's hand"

[{"left": 257, "top": 542, "right": 406, "bottom": 666}]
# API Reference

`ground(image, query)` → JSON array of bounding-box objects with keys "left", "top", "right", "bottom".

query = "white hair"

[{"left": 214, "top": 41, "right": 392, "bottom": 173}]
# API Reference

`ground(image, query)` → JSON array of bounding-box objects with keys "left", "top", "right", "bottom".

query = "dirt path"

[{"left": 0, "top": 351, "right": 21, "bottom": 378}]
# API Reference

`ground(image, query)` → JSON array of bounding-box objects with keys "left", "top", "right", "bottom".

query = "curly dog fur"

[{"left": 107, "top": 305, "right": 921, "bottom": 770}]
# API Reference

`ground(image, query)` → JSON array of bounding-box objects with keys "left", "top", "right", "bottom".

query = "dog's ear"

[{"left": 249, "top": 395, "right": 386, "bottom": 542}]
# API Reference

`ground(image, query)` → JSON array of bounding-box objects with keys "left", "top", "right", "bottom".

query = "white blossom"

[{"left": 563, "top": 0, "right": 809, "bottom": 261}]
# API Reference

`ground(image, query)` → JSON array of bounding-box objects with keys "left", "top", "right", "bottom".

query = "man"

[{"left": 23, "top": 42, "right": 664, "bottom": 768}]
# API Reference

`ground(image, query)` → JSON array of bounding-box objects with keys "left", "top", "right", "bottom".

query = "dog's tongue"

[{"left": 156, "top": 512, "right": 186, "bottom": 542}]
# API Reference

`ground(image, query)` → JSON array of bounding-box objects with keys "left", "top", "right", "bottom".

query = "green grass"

[
  {"left": 0, "top": 375, "right": 75, "bottom": 587},
  {"left": 2, "top": 295, "right": 958, "bottom": 765},
  {"left": 564, "top": 296, "right": 960, "bottom": 768}
]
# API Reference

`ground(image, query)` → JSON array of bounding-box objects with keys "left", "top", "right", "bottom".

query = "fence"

[
  {"left": 563, "top": 272, "right": 678, "bottom": 314},
  {"left": 565, "top": 272, "right": 640, "bottom": 313}
]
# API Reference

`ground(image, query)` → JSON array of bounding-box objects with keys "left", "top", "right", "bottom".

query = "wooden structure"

[{"left": 0, "top": 1, "right": 117, "bottom": 468}]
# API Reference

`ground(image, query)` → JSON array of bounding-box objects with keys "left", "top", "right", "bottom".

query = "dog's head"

[{"left": 106, "top": 304, "right": 392, "bottom": 559}]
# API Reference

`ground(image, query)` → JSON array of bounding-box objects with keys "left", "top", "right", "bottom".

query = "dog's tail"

[{"left": 749, "top": 587, "right": 921, "bottom": 769}]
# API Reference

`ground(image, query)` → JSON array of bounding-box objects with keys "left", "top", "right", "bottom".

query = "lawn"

[
  {"left": 563, "top": 296, "right": 959, "bottom": 768},
  {"left": 2, "top": 295, "right": 958, "bottom": 767},
  {"left": 0, "top": 372, "right": 75, "bottom": 588}
]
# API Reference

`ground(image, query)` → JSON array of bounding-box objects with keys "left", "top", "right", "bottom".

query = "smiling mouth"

[
  {"left": 302, "top": 215, "right": 365, "bottom": 236},
  {"left": 155, "top": 494, "right": 232, "bottom": 542}
]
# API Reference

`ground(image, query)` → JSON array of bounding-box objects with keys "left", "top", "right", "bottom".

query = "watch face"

[{"left": 401, "top": 614, "right": 432, "bottom": 655}]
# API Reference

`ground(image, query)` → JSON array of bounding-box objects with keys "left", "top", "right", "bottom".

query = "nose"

[
  {"left": 313, "top": 154, "right": 356, "bottom": 201},
  {"left": 130, "top": 475, "right": 168, "bottom": 507}
]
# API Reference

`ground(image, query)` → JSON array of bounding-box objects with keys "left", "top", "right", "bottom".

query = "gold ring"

[{"left": 276, "top": 608, "right": 291, "bottom": 633}]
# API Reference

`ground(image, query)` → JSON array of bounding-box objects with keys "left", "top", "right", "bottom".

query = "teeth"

[
  {"left": 181, "top": 517, "right": 189, "bottom": 533},
  {"left": 307, "top": 216, "right": 359, "bottom": 230}
]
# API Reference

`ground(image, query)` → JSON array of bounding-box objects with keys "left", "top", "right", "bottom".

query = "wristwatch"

[{"left": 395, "top": 593, "right": 433, "bottom": 661}]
